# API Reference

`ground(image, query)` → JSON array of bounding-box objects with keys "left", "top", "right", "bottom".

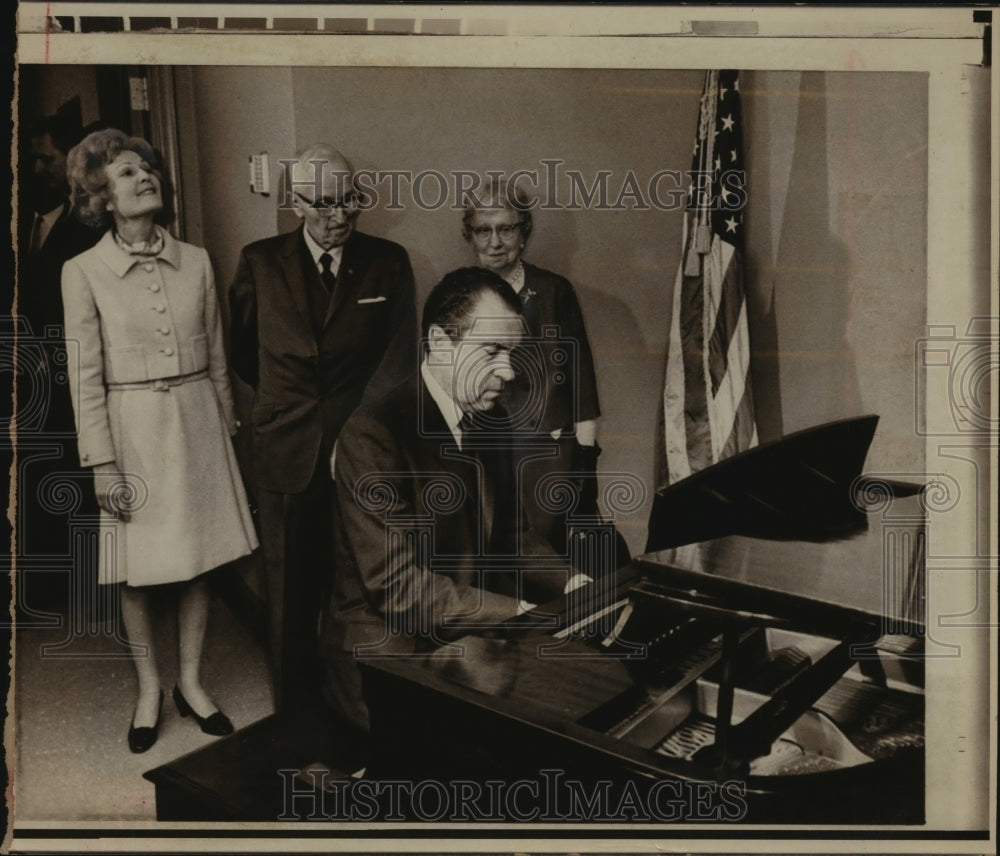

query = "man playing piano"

[{"left": 321, "top": 267, "right": 577, "bottom": 735}]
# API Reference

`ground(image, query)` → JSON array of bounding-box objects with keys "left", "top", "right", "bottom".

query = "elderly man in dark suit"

[
  {"left": 229, "top": 143, "right": 417, "bottom": 709},
  {"left": 322, "top": 267, "right": 580, "bottom": 734},
  {"left": 17, "top": 113, "right": 101, "bottom": 603}
]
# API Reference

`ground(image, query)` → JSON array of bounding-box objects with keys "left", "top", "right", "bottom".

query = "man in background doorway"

[
  {"left": 17, "top": 112, "right": 101, "bottom": 607},
  {"left": 229, "top": 143, "right": 417, "bottom": 711}
]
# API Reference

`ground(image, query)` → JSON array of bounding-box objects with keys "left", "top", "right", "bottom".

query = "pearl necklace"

[{"left": 506, "top": 260, "right": 525, "bottom": 294}]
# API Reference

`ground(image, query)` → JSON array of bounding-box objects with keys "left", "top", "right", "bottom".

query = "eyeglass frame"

[
  {"left": 293, "top": 190, "right": 362, "bottom": 215},
  {"left": 468, "top": 222, "right": 524, "bottom": 243}
]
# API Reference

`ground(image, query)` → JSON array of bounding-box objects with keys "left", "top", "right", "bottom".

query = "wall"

[
  {"left": 288, "top": 66, "right": 703, "bottom": 551},
  {"left": 184, "top": 66, "right": 297, "bottom": 289},
  {"left": 823, "top": 71, "right": 927, "bottom": 475},
  {"left": 743, "top": 71, "right": 927, "bottom": 477},
  {"left": 176, "top": 66, "right": 928, "bottom": 553}
]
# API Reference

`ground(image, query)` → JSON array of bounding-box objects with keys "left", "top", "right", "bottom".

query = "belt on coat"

[{"left": 106, "top": 369, "right": 210, "bottom": 392}]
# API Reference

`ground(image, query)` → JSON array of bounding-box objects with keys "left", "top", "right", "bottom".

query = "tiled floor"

[{"left": 13, "top": 591, "right": 273, "bottom": 821}]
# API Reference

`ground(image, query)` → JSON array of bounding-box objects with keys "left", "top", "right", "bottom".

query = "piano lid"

[
  {"left": 646, "top": 415, "right": 882, "bottom": 552},
  {"left": 641, "top": 415, "right": 926, "bottom": 634},
  {"left": 640, "top": 494, "right": 925, "bottom": 634}
]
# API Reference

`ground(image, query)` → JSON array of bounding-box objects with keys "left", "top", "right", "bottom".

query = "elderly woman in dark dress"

[
  {"left": 462, "top": 179, "right": 602, "bottom": 557},
  {"left": 62, "top": 129, "right": 258, "bottom": 752}
]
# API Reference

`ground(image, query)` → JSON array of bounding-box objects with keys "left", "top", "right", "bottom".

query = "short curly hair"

[
  {"left": 461, "top": 176, "right": 533, "bottom": 243},
  {"left": 66, "top": 128, "right": 162, "bottom": 229}
]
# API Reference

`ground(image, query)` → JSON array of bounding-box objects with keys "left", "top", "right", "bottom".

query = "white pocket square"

[{"left": 357, "top": 296, "right": 387, "bottom": 304}]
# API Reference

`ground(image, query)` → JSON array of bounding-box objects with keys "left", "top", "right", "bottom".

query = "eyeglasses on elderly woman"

[{"left": 468, "top": 223, "right": 523, "bottom": 243}]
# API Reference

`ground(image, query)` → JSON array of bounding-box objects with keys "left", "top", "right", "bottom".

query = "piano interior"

[
  {"left": 363, "top": 416, "right": 927, "bottom": 823},
  {"left": 570, "top": 599, "right": 924, "bottom": 780}
]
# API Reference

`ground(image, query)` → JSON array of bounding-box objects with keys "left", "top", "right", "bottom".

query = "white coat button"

[
  {"left": 158, "top": 327, "right": 170, "bottom": 335},
  {"left": 155, "top": 304, "right": 166, "bottom": 313},
  {"left": 163, "top": 348, "right": 174, "bottom": 357},
  {"left": 150, "top": 283, "right": 161, "bottom": 293},
  {"left": 143, "top": 263, "right": 154, "bottom": 272}
]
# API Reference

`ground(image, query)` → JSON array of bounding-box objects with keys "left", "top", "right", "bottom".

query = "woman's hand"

[
  {"left": 92, "top": 462, "right": 132, "bottom": 522},
  {"left": 574, "top": 419, "right": 598, "bottom": 448}
]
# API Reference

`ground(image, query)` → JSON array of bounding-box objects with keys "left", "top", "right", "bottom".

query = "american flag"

[{"left": 660, "top": 69, "right": 758, "bottom": 485}]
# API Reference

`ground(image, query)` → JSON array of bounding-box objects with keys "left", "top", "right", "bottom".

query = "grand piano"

[{"left": 360, "top": 415, "right": 926, "bottom": 823}]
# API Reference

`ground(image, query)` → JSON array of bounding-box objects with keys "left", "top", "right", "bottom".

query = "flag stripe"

[
  {"left": 721, "top": 381, "right": 758, "bottom": 460},
  {"left": 680, "top": 267, "right": 713, "bottom": 474},
  {"left": 710, "top": 297, "right": 752, "bottom": 460},
  {"left": 663, "top": 238, "right": 691, "bottom": 483},
  {"left": 707, "top": 239, "right": 740, "bottom": 397},
  {"left": 660, "top": 68, "right": 758, "bottom": 486}
]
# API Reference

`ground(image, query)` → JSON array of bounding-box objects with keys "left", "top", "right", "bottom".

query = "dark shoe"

[
  {"left": 172, "top": 685, "right": 234, "bottom": 736},
  {"left": 127, "top": 690, "right": 163, "bottom": 753}
]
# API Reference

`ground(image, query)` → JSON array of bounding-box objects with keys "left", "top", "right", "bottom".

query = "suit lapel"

[
  {"left": 417, "top": 381, "right": 488, "bottom": 554},
  {"left": 323, "top": 233, "right": 362, "bottom": 328},
  {"left": 480, "top": 444, "right": 496, "bottom": 550},
  {"left": 279, "top": 228, "right": 316, "bottom": 336},
  {"left": 456, "top": 419, "right": 500, "bottom": 554},
  {"left": 417, "top": 380, "right": 463, "bottom": 469},
  {"left": 471, "top": 409, "right": 519, "bottom": 555},
  {"left": 41, "top": 205, "right": 72, "bottom": 252}
]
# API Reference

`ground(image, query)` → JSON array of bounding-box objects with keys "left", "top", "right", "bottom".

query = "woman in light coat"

[{"left": 62, "top": 129, "right": 258, "bottom": 752}]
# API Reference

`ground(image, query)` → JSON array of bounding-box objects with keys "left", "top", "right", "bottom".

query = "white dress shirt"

[
  {"left": 421, "top": 359, "right": 465, "bottom": 448},
  {"left": 301, "top": 227, "right": 343, "bottom": 277}
]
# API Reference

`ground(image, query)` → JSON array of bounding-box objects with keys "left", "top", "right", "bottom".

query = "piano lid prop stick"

[
  {"left": 554, "top": 598, "right": 630, "bottom": 640},
  {"left": 601, "top": 601, "right": 635, "bottom": 648}
]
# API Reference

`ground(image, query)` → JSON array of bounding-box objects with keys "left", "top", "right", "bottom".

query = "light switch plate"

[{"left": 249, "top": 153, "right": 270, "bottom": 195}]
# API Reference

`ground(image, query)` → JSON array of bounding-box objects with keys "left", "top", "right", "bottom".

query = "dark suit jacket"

[
  {"left": 322, "top": 375, "right": 572, "bottom": 724},
  {"left": 17, "top": 203, "right": 101, "bottom": 558},
  {"left": 502, "top": 261, "right": 601, "bottom": 435},
  {"left": 18, "top": 203, "right": 101, "bottom": 440},
  {"left": 229, "top": 227, "right": 417, "bottom": 493}
]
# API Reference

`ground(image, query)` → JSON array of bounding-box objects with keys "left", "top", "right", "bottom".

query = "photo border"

[{"left": 7, "top": 4, "right": 998, "bottom": 854}]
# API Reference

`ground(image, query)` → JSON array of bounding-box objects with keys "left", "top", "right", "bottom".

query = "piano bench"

[{"left": 143, "top": 704, "right": 367, "bottom": 822}]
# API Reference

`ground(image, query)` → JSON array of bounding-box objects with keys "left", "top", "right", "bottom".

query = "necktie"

[
  {"left": 458, "top": 410, "right": 476, "bottom": 443},
  {"left": 460, "top": 412, "right": 497, "bottom": 549},
  {"left": 319, "top": 252, "right": 337, "bottom": 295}
]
